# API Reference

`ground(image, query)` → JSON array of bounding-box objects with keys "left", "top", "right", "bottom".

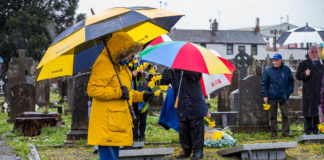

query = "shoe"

[
  {"left": 282, "top": 134, "right": 294, "bottom": 137},
  {"left": 270, "top": 133, "right": 277, "bottom": 138},
  {"left": 191, "top": 149, "right": 203, "bottom": 160},
  {"left": 176, "top": 151, "right": 190, "bottom": 159},
  {"left": 140, "top": 137, "right": 145, "bottom": 142}
]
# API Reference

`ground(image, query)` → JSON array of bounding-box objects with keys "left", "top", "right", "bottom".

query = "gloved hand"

[
  {"left": 121, "top": 86, "right": 129, "bottom": 100},
  {"left": 143, "top": 92, "right": 154, "bottom": 102}
]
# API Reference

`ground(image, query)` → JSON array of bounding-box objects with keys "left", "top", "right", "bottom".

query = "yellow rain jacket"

[{"left": 87, "top": 32, "right": 144, "bottom": 146}]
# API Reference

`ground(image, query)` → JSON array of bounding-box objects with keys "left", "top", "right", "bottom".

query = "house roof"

[
  {"left": 235, "top": 23, "right": 298, "bottom": 31},
  {"left": 168, "top": 29, "right": 266, "bottom": 44}
]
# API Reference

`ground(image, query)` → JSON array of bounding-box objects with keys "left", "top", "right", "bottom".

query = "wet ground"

[{"left": 0, "top": 139, "right": 21, "bottom": 160}]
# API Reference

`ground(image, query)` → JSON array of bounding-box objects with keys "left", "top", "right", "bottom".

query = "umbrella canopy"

[
  {"left": 276, "top": 23, "right": 324, "bottom": 45},
  {"left": 139, "top": 41, "right": 231, "bottom": 74},
  {"left": 36, "top": 6, "right": 183, "bottom": 81},
  {"left": 145, "top": 34, "right": 172, "bottom": 49},
  {"left": 200, "top": 50, "right": 235, "bottom": 96}
]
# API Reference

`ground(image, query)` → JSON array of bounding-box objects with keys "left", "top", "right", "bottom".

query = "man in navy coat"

[{"left": 262, "top": 53, "right": 294, "bottom": 138}]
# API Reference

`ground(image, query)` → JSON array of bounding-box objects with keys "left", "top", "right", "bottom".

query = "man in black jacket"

[
  {"left": 296, "top": 46, "right": 324, "bottom": 135},
  {"left": 262, "top": 53, "right": 294, "bottom": 138}
]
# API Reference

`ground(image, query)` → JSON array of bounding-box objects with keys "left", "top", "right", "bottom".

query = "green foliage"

[
  {"left": 207, "top": 97, "right": 218, "bottom": 111},
  {"left": 145, "top": 116, "right": 179, "bottom": 143}
]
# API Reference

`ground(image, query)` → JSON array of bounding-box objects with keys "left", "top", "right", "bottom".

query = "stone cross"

[{"left": 233, "top": 48, "right": 252, "bottom": 79}]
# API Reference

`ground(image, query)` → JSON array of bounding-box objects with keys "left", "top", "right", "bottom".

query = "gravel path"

[{"left": 0, "top": 139, "right": 21, "bottom": 160}]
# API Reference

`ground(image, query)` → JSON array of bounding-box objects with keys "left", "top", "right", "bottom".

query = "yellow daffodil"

[
  {"left": 136, "top": 67, "right": 140, "bottom": 72},
  {"left": 208, "top": 121, "right": 216, "bottom": 128},
  {"left": 139, "top": 64, "right": 144, "bottom": 71},
  {"left": 212, "top": 131, "right": 223, "bottom": 141},
  {"left": 154, "top": 90, "right": 161, "bottom": 96},
  {"left": 151, "top": 76, "right": 157, "bottom": 82},
  {"left": 148, "top": 81, "right": 155, "bottom": 88},
  {"left": 159, "top": 85, "right": 168, "bottom": 91},
  {"left": 149, "top": 68, "right": 155, "bottom": 74},
  {"left": 263, "top": 103, "right": 270, "bottom": 110},
  {"left": 318, "top": 123, "right": 324, "bottom": 133},
  {"left": 143, "top": 62, "right": 150, "bottom": 69},
  {"left": 128, "top": 62, "right": 133, "bottom": 68},
  {"left": 156, "top": 75, "right": 162, "bottom": 80},
  {"left": 134, "top": 59, "right": 138, "bottom": 64}
]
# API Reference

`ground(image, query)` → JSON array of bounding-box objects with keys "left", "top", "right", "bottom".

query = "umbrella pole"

[
  {"left": 174, "top": 70, "right": 184, "bottom": 108},
  {"left": 102, "top": 40, "right": 137, "bottom": 121}
]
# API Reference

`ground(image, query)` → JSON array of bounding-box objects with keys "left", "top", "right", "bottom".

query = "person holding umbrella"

[
  {"left": 296, "top": 45, "right": 324, "bottom": 135},
  {"left": 162, "top": 69, "right": 208, "bottom": 159},
  {"left": 87, "top": 32, "right": 154, "bottom": 160}
]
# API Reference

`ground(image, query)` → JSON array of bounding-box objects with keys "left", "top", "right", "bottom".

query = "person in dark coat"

[
  {"left": 296, "top": 46, "right": 324, "bottom": 135},
  {"left": 262, "top": 53, "right": 294, "bottom": 138},
  {"left": 162, "top": 68, "right": 207, "bottom": 159}
]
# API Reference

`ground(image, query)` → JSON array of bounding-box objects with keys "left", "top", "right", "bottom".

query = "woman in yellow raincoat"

[{"left": 87, "top": 32, "right": 153, "bottom": 160}]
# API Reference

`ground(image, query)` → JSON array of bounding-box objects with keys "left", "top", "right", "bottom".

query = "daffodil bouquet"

[
  {"left": 204, "top": 117, "right": 216, "bottom": 128},
  {"left": 142, "top": 68, "right": 168, "bottom": 113}
]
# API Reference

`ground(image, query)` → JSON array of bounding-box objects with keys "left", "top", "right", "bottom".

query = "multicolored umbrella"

[
  {"left": 145, "top": 34, "right": 172, "bottom": 49},
  {"left": 140, "top": 41, "right": 231, "bottom": 74},
  {"left": 200, "top": 50, "right": 235, "bottom": 96},
  {"left": 36, "top": 6, "right": 183, "bottom": 81}
]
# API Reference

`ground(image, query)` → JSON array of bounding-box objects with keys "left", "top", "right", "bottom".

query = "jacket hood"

[{"left": 106, "top": 32, "right": 143, "bottom": 64}]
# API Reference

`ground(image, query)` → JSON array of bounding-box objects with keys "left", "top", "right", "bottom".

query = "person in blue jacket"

[{"left": 262, "top": 53, "right": 294, "bottom": 138}]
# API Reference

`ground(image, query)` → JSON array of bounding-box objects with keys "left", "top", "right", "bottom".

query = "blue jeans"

[{"left": 98, "top": 146, "right": 119, "bottom": 160}]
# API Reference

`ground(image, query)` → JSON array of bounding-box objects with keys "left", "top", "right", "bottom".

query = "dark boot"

[
  {"left": 176, "top": 150, "right": 191, "bottom": 159},
  {"left": 191, "top": 148, "right": 203, "bottom": 160}
]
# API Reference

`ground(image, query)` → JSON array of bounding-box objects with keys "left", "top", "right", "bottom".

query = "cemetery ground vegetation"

[{"left": 0, "top": 92, "right": 323, "bottom": 159}]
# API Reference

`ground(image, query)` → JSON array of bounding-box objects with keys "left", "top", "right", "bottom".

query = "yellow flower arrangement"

[
  {"left": 156, "top": 75, "right": 162, "bottom": 80},
  {"left": 128, "top": 62, "right": 133, "bottom": 68},
  {"left": 204, "top": 117, "right": 216, "bottom": 128},
  {"left": 134, "top": 59, "right": 138, "bottom": 64},
  {"left": 212, "top": 131, "right": 223, "bottom": 141},
  {"left": 318, "top": 122, "right": 324, "bottom": 134},
  {"left": 151, "top": 76, "right": 157, "bottom": 82},
  {"left": 148, "top": 81, "right": 155, "bottom": 88},
  {"left": 143, "top": 62, "right": 150, "bottom": 69}
]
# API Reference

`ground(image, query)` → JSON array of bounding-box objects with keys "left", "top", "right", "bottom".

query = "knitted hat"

[{"left": 107, "top": 32, "right": 142, "bottom": 63}]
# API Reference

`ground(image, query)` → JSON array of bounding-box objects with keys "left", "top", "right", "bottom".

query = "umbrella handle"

[{"left": 174, "top": 70, "right": 184, "bottom": 108}]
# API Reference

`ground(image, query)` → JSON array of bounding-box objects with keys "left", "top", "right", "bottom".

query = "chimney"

[
  {"left": 211, "top": 19, "right": 218, "bottom": 34},
  {"left": 255, "top": 17, "right": 260, "bottom": 34}
]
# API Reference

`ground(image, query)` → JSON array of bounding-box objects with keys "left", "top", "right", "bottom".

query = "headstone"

[
  {"left": 58, "top": 77, "right": 70, "bottom": 103},
  {"left": 233, "top": 75, "right": 270, "bottom": 132},
  {"left": 119, "top": 148, "right": 174, "bottom": 160},
  {"left": 35, "top": 79, "right": 50, "bottom": 107},
  {"left": 210, "top": 111, "right": 238, "bottom": 128},
  {"left": 148, "top": 93, "right": 163, "bottom": 112},
  {"left": 5, "top": 49, "right": 36, "bottom": 103},
  {"left": 66, "top": 72, "right": 90, "bottom": 143},
  {"left": 217, "top": 70, "right": 239, "bottom": 112},
  {"left": 287, "top": 96, "right": 303, "bottom": 124},
  {"left": 233, "top": 48, "right": 252, "bottom": 79},
  {"left": 8, "top": 83, "right": 35, "bottom": 122},
  {"left": 230, "top": 89, "right": 239, "bottom": 111},
  {"left": 296, "top": 134, "right": 324, "bottom": 144},
  {"left": 217, "top": 142, "right": 297, "bottom": 160}
]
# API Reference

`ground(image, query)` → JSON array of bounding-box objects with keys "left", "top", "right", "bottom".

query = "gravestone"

[
  {"left": 230, "top": 89, "right": 239, "bottom": 111},
  {"left": 210, "top": 111, "right": 238, "bottom": 128},
  {"left": 217, "top": 70, "right": 239, "bottom": 112},
  {"left": 287, "top": 96, "right": 303, "bottom": 123},
  {"left": 233, "top": 48, "right": 252, "bottom": 79},
  {"left": 119, "top": 148, "right": 174, "bottom": 160},
  {"left": 217, "top": 142, "right": 297, "bottom": 160},
  {"left": 58, "top": 77, "right": 70, "bottom": 103},
  {"left": 8, "top": 83, "right": 35, "bottom": 122},
  {"left": 233, "top": 75, "right": 270, "bottom": 132},
  {"left": 66, "top": 72, "right": 91, "bottom": 143},
  {"left": 35, "top": 79, "right": 50, "bottom": 107},
  {"left": 149, "top": 93, "right": 163, "bottom": 112},
  {"left": 5, "top": 49, "right": 36, "bottom": 103},
  {"left": 296, "top": 134, "right": 324, "bottom": 144}
]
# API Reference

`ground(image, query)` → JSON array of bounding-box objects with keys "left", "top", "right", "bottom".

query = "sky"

[{"left": 76, "top": 0, "right": 324, "bottom": 30}]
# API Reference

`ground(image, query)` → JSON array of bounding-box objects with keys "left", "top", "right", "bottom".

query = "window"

[
  {"left": 251, "top": 44, "right": 257, "bottom": 55},
  {"left": 200, "top": 43, "right": 206, "bottom": 48},
  {"left": 227, "top": 44, "right": 233, "bottom": 55}
]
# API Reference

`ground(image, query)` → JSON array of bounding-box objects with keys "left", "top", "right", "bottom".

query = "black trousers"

[
  {"left": 133, "top": 110, "right": 148, "bottom": 141},
  {"left": 304, "top": 116, "right": 319, "bottom": 135},
  {"left": 179, "top": 117, "right": 204, "bottom": 155},
  {"left": 269, "top": 100, "right": 290, "bottom": 135}
]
